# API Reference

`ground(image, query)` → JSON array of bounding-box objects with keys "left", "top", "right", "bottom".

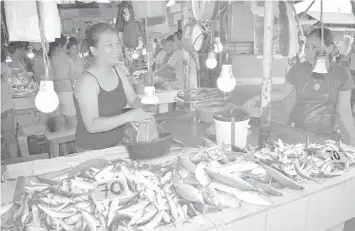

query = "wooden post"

[
  {"left": 259, "top": 1, "right": 275, "bottom": 146},
  {"left": 181, "top": 1, "right": 191, "bottom": 91}
]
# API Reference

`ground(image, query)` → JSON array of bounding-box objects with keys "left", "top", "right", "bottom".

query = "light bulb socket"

[
  {"left": 207, "top": 51, "right": 216, "bottom": 59},
  {"left": 220, "top": 64, "right": 234, "bottom": 79},
  {"left": 222, "top": 52, "right": 231, "bottom": 64}
]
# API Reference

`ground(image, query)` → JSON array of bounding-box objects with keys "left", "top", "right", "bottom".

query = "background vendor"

[
  {"left": 8, "top": 41, "right": 34, "bottom": 82},
  {"left": 245, "top": 28, "right": 355, "bottom": 146},
  {"left": 48, "top": 35, "right": 77, "bottom": 131},
  {"left": 74, "top": 23, "right": 153, "bottom": 152},
  {"left": 1, "top": 43, "right": 19, "bottom": 159},
  {"left": 154, "top": 30, "right": 200, "bottom": 90}
]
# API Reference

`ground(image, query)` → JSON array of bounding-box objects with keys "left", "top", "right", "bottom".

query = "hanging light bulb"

[
  {"left": 27, "top": 47, "right": 35, "bottom": 59},
  {"left": 142, "top": 47, "right": 147, "bottom": 55},
  {"left": 35, "top": 79, "right": 59, "bottom": 113},
  {"left": 217, "top": 53, "right": 236, "bottom": 93},
  {"left": 313, "top": 50, "right": 329, "bottom": 74},
  {"left": 132, "top": 50, "right": 139, "bottom": 59},
  {"left": 205, "top": 51, "right": 217, "bottom": 69},
  {"left": 214, "top": 37, "right": 223, "bottom": 53},
  {"left": 5, "top": 55, "right": 12, "bottom": 63},
  {"left": 166, "top": 0, "right": 175, "bottom": 7}
]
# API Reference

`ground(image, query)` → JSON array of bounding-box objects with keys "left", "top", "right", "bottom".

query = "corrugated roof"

[{"left": 306, "top": 11, "right": 355, "bottom": 25}]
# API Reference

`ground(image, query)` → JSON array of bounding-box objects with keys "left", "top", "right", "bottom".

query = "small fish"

[
  {"left": 204, "top": 168, "right": 257, "bottom": 191},
  {"left": 258, "top": 161, "right": 304, "bottom": 190},
  {"left": 194, "top": 162, "right": 212, "bottom": 187},
  {"left": 294, "top": 163, "right": 321, "bottom": 184},
  {"left": 174, "top": 184, "right": 204, "bottom": 204}
]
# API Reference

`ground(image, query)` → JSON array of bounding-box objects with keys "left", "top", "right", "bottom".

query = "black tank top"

[{"left": 73, "top": 67, "right": 128, "bottom": 150}]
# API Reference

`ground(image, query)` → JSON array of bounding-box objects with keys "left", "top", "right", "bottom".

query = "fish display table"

[{"left": 1, "top": 116, "right": 354, "bottom": 231}]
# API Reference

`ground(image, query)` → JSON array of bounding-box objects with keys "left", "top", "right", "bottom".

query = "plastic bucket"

[{"left": 213, "top": 110, "right": 250, "bottom": 150}]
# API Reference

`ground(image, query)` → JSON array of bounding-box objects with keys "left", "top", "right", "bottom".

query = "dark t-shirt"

[{"left": 286, "top": 62, "right": 355, "bottom": 92}]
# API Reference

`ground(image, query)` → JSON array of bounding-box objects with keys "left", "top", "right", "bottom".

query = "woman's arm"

[
  {"left": 337, "top": 90, "right": 355, "bottom": 140},
  {"left": 115, "top": 65, "right": 142, "bottom": 108},
  {"left": 74, "top": 74, "right": 134, "bottom": 133}
]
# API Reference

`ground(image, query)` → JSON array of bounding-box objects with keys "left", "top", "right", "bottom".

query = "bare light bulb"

[
  {"left": 205, "top": 51, "right": 217, "bottom": 69},
  {"left": 27, "top": 49, "right": 35, "bottom": 59},
  {"left": 132, "top": 50, "right": 139, "bottom": 59},
  {"left": 142, "top": 48, "right": 147, "bottom": 55},
  {"left": 214, "top": 37, "right": 223, "bottom": 53},
  {"left": 5, "top": 56, "right": 12, "bottom": 63},
  {"left": 217, "top": 64, "right": 236, "bottom": 93},
  {"left": 35, "top": 80, "right": 59, "bottom": 113},
  {"left": 166, "top": 0, "right": 175, "bottom": 7}
]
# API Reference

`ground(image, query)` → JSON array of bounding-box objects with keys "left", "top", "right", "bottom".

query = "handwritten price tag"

[
  {"left": 204, "top": 146, "right": 227, "bottom": 161},
  {"left": 92, "top": 176, "right": 130, "bottom": 202},
  {"left": 326, "top": 150, "right": 346, "bottom": 161}
]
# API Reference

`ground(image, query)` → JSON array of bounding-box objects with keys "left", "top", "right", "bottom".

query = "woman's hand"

[{"left": 129, "top": 108, "right": 154, "bottom": 123}]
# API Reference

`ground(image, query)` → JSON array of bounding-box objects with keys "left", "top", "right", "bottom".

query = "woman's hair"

[
  {"left": 8, "top": 42, "right": 26, "bottom": 54},
  {"left": 83, "top": 23, "right": 116, "bottom": 56},
  {"left": 166, "top": 35, "right": 175, "bottom": 43},
  {"left": 174, "top": 29, "right": 182, "bottom": 40},
  {"left": 307, "top": 28, "right": 334, "bottom": 47},
  {"left": 67, "top": 37, "right": 78, "bottom": 50},
  {"left": 48, "top": 34, "right": 67, "bottom": 58}
]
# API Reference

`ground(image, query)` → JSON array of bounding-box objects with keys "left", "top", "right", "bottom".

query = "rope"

[
  {"left": 320, "top": 0, "right": 324, "bottom": 50},
  {"left": 35, "top": 0, "right": 51, "bottom": 79}
]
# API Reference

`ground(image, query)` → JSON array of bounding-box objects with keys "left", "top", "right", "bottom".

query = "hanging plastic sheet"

[
  {"left": 37, "top": 1, "right": 62, "bottom": 42},
  {"left": 131, "top": 1, "right": 166, "bottom": 20},
  {"left": 4, "top": 1, "right": 41, "bottom": 42}
]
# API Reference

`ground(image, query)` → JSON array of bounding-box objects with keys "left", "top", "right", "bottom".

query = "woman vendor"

[
  {"left": 8, "top": 42, "right": 34, "bottom": 82},
  {"left": 245, "top": 28, "right": 355, "bottom": 146},
  {"left": 74, "top": 23, "right": 153, "bottom": 152}
]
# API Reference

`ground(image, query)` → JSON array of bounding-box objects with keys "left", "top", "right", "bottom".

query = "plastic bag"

[
  {"left": 37, "top": 1, "right": 62, "bottom": 42},
  {"left": 136, "top": 117, "right": 159, "bottom": 143},
  {"left": 131, "top": 1, "right": 166, "bottom": 19},
  {"left": 4, "top": 1, "right": 41, "bottom": 42}
]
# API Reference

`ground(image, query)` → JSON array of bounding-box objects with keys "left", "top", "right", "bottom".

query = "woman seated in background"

[
  {"left": 245, "top": 28, "right": 355, "bottom": 146},
  {"left": 67, "top": 37, "right": 85, "bottom": 79},
  {"left": 8, "top": 42, "right": 34, "bottom": 82},
  {"left": 74, "top": 23, "right": 153, "bottom": 152},
  {"left": 154, "top": 38, "right": 170, "bottom": 70},
  {"left": 1, "top": 43, "right": 19, "bottom": 159},
  {"left": 48, "top": 35, "right": 77, "bottom": 130},
  {"left": 155, "top": 30, "right": 200, "bottom": 90}
]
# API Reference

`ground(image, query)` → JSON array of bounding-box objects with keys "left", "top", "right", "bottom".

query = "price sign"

[
  {"left": 326, "top": 150, "right": 346, "bottom": 161},
  {"left": 92, "top": 176, "right": 130, "bottom": 202},
  {"left": 204, "top": 146, "right": 227, "bottom": 161}
]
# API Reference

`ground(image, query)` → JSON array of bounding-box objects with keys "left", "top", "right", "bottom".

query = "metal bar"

[
  {"left": 299, "top": 0, "right": 316, "bottom": 20},
  {"left": 259, "top": 1, "right": 275, "bottom": 146}
]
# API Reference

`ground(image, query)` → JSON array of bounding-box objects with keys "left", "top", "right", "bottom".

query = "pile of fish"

[{"left": 2, "top": 139, "right": 355, "bottom": 231}]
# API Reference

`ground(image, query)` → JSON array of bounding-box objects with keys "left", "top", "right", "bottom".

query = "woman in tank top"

[{"left": 73, "top": 23, "right": 153, "bottom": 152}]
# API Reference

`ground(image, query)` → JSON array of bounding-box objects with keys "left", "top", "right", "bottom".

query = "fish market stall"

[{"left": 2, "top": 115, "right": 355, "bottom": 231}]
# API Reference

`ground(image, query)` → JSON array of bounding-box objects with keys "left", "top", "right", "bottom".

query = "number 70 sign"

[{"left": 92, "top": 176, "right": 130, "bottom": 202}]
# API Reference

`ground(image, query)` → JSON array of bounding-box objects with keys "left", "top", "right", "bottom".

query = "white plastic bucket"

[{"left": 214, "top": 112, "right": 250, "bottom": 150}]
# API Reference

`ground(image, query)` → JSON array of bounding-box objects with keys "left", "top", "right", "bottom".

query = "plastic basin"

[{"left": 125, "top": 133, "right": 173, "bottom": 160}]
